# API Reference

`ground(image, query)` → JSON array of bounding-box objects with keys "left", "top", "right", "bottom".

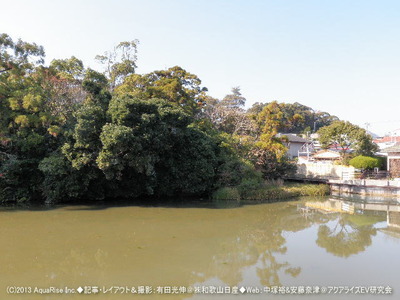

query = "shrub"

[
  {"left": 251, "top": 148, "right": 297, "bottom": 180},
  {"left": 284, "top": 184, "right": 330, "bottom": 197},
  {"left": 212, "top": 187, "right": 241, "bottom": 202},
  {"left": 215, "top": 155, "right": 262, "bottom": 190},
  {"left": 240, "top": 183, "right": 329, "bottom": 202},
  {"left": 237, "top": 174, "right": 263, "bottom": 198},
  {"left": 349, "top": 155, "right": 382, "bottom": 170}
]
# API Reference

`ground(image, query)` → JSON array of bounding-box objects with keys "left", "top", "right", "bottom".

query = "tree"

[
  {"left": 0, "top": 33, "right": 44, "bottom": 74},
  {"left": 202, "top": 88, "right": 254, "bottom": 135},
  {"left": 251, "top": 101, "right": 296, "bottom": 179},
  {"left": 39, "top": 152, "right": 106, "bottom": 202},
  {"left": 317, "top": 121, "right": 378, "bottom": 158},
  {"left": 251, "top": 148, "right": 296, "bottom": 180},
  {"left": 254, "top": 101, "right": 287, "bottom": 159},
  {"left": 354, "top": 133, "right": 379, "bottom": 156},
  {"left": 115, "top": 66, "right": 208, "bottom": 115},
  {"left": 0, "top": 34, "right": 64, "bottom": 202},
  {"left": 62, "top": 103, "right": 106, "bottom": 170},
  {"left": 37, "top": 57, "right": 88, "bottom": 122},
  {"left": 50, "top": 56, "right": 85, "bottom": 81},
  {"left": 95, "top": 40, "right": 139, "bottom": 90},
  {"left": 221, "top": 86, "right": 246, "bottom": 108},
  {"left": 42, "top": 69, "right": 113, "bottom": 203},
  {"left": 1, "top": 34, "right": 45, "bottom": 139},
  {"left": 96, "top": 96, "right": 217, "bottom": 198},
  {"left": 248, "top": 101, "right": 338, "bottom": 134}
]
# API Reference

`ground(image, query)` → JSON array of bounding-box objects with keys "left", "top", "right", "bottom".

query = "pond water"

[{"left": 1, "top": 196, "right": 399, "bottom": 299}]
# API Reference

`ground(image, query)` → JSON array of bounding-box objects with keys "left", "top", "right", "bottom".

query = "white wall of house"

[
  {"left": 287, "top": 142, "right": 304, "bottom": 159},
  {"left": 297, "top": 161, "right": 356, "bottom": 179}
]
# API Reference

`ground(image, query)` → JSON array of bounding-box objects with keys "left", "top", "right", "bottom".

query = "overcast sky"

[{"left": 2, "top": 0, "right": 400, "bottom": 135}]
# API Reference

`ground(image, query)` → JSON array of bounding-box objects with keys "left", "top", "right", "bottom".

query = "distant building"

[
  {"left": 374, "top": 128, "right": 400, "bottom": 150},
  {"left": 312, "top": 149, "right": 341, "bottom": 161},
  {"left": 277, "top": 133, "right": 310, "bottom": 159},
  {"left": 374, "top": 136, "right": 400, "bottom": 150},
  {"left": 298, "top": 148, "right": 354, "bottom": 163}
]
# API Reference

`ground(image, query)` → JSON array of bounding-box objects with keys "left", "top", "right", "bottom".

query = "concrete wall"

[
  {"left": 329, "top": 179, "right": 400, "bottom": 187},
  {"left": 296, "top": 162, "right": 356, "bottom": 180},
  {"left": 329, "top": 179, "right": 400, "bottom": 197},
  {"left": 388, "top": 212, "right": 400, "bottom": 229}
]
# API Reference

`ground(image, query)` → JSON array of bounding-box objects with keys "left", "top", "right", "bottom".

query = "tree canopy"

[
  {"left": 115, "top": 66, "right": 208, "bottom": 115},
  {"left": 248, "top": 101, "right": 338, "bottom": 134},
  {"left": 317, "top": 120, "right": 378, "bottom": 158},
  {"left": 0, "top": 33, "right": 357, "bottom": 204}
]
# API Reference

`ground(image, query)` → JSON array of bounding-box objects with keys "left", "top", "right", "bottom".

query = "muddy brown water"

[{"left": 1, "top": 197, "right": 399, "bottom": 299}]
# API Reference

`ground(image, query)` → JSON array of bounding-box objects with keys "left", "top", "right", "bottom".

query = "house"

[
  {"left": 296, "top": 149, "right": 356, "bottom": 179},
  {"left": 373, "top": 129, "right": 400, "bottom": 150},
  {"left": 312, "top": 149, "right": 341, "bottom": 161},
  {"left": 374, "top": 136, "right": 400, "bottom": 151},
  {"left": 381, "top": 143, "right": 400, "bottom": 178},
  {"left": 277, "top": 133, "right": 310, "bottom": 159}
]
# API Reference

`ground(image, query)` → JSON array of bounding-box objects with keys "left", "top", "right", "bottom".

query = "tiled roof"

[
  {"left": 381, "top": 143, "right": 400, "bottom": 153},
  {"left": 313, "top": 150, "right": 340, "bottom": 159},
  {"left": 374, "top": 136, "right": 400, "bottom": 143}
]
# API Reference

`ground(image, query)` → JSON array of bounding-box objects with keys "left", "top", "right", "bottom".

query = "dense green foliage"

[
  {"left": 0, "top": 34, "right": 343, "bottom": 204},
  {"left": 349, "top": 155, "right": 382, "bottom": 170},
  {"left": 0, "top": 34, "right": 249, "bottom": 203},
  {"left": 317, "top": 121, "right": 378, "bottom": 158},
  {"left": 212, "top": 187, "right": 241, "bottom": 202},
  {"left": 114, "top": 66, "right": 208, "bottom": 116},
  {"left": 248, "top": 101, "right": 338, "bottom": 134}
]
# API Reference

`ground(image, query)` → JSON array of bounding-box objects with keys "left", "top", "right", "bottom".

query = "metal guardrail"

[{"left": 359, "top": 170, "right": 389, "bottom": 179}]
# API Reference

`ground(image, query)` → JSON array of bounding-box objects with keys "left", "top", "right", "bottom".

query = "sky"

[{"left": 2, "top": 0, "right": 400, "bottom": 136}]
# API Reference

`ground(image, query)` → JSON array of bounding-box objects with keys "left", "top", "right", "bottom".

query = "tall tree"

[
  {"left": 248, "top": 101, "right": 339, "bottom": 134},
  {"left": 252, "top": 101, "right": 295, "bottom": 179},
  {"left": 95, "top": 40, "right": 139, "bottom": 90},
  {"left": 97, "top": 96, "right": 217, "bottom": 197},
  {"left": 50, "top": 56, "right": 85, "bottom": 81},
  {"left": 317, "top": 121, "right": 378, "bottom": 158},
  {"left": 221, "top": 86, "right": 246, "bottom": 108},
  {"left": 0, "top": 34, "right": 60, "bottom": 201},
  {"left": 115, "top": 66, "right": 208, "bottom": 115},
  {"left": 40, "top": 69, "right": 115, "bottom": 203},
  {"left": 202, "top": 88, "right": 254, "bottom": 135}
]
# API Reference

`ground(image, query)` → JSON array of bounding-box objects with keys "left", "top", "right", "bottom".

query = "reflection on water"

[
  {"left": 303, "top": 197, "right": 400, "bottom": 253},
  {"left": 0, "top": 196, "right": 399, "bottom": 299},
  {"left": 316, "top": 218, "right": 377, "bottom": 258},
  {"left": 301, "top": 198, "right": 392, "bottom": 258}
]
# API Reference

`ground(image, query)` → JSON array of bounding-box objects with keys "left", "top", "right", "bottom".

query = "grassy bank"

[{"left": 212, "top": 182, "right": 330, "bottom": 203}]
